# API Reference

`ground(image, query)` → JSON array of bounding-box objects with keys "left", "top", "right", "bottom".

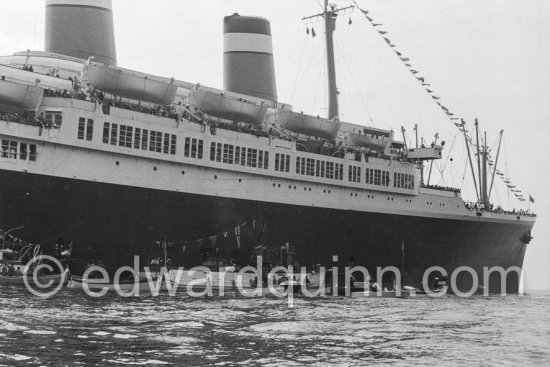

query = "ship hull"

[{"left": 0, "top": 169, "right": 532, "bottom": 294}]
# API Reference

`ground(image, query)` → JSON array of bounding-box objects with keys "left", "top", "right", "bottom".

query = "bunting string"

[
  {"left": 180, "top": 216, "right": 266, "bottom": 252},
  {"left": 352, "top": 0, "right": 533, "bottom": 205}
]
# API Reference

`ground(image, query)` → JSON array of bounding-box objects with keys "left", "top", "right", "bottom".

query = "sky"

[{"left": 0, "top": 0, "right": 548, "bottom": 290}]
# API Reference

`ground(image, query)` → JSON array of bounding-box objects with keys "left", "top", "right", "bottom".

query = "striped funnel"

[{"left": 223, "top": 14, "right": 277, "bottom": 102}]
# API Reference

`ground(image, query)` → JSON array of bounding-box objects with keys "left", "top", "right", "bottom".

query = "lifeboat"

[
  {"left": 190, "top": 88, "right": 268, "bottom": 125},
  {"left": 349, "top": 132, "right": 390, "bottom": 150},
  {"left": 278, "top": 111, "right": 342, "bottom": 140},
  {"left": 86, "top": 63, "right": 177, "bottom": 105},
  {"left": 0, "top": 79, "right": 43, "bottom": 111},
  {"left": 0, "top": 64, "right": 71, "bottom": 91}
]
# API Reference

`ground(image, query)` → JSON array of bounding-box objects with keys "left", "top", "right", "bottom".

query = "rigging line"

[
  {"left": 333, "top": 37, "right": 376, "bottom": 126},
  {"left": 288, "top": 34, "right": 319, "bottom": 103}
]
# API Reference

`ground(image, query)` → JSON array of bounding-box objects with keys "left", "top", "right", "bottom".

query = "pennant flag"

[
  {"left": 373, "top": 23, "right": 382, "bottom": 26},
  {"left": 312, "top": 28, "right": 316, "bottom": 37},
  {"left": 349, "top": 17, "right": 352, "bottom": 25},
  {"left": 378, "top": 30, "right": 387, "bottom": 35},
  {"left": 445, "top": 111, "right": 454, "bottom": 116},
  {"left": 432, "top": 95, "right": 440, "bottom": 100},
  {"left": 422, "top": 83, "right": 430, "bottom": 86},
  {"left": 395, "top": 51, "right": 402, "bottom": 56},
  {"left": 454, "top": 122, "right": 463, "bottom": 127},
  {"left": 405, "top": 63, "right": 411, "bottom": 67},
  {"left": 150, "top": 257, "right": 160, "bottom": 265},
  {"left": 451, "top": 117, "right": 459, "bottom": 120},
  {"left": 182, "top": 244, "right": 187, "bottom": 253},
  {"left": 367, "top": 16, "right": 373, "bottom": 22},
  {"left": 411, "top": 70, "right": 419, "bottom": 74},
  {"left": 427, "top": 89, "right": 433, "bottom": 93},
  {"left": 529, "top": 195, "right": 535, "bottom": 203},
  {"left": 361, "top": 9, "right": 369, "bottom": 15},
  {"left": 416, "top": 77, "right": 425, "bottom": 82},
  {"left": 306, "top": 27, "right": 309, "bottom": 35},
  {"left": 384, "top": 37, "right": 391, "bottom": 44},
  {"left": 223, "top": 231, "right": 228, "bottom": 238},
  {"left": 400, "top": 57, "right": 410, "bottom": 62},
  {"left": 518, "top": 198, "right": 526, "bottom": 202}
]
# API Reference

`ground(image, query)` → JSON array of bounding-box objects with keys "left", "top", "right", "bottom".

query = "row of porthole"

[{"left": 117, "top": 162, "right": 420, "bottom": 204}]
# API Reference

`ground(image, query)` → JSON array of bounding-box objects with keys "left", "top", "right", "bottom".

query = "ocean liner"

[{"left": 0, "top": 0, "right": 535, "bottom": 293}]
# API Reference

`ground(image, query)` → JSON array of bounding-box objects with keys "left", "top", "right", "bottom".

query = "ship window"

[
  {"left": 86, "top": 119, "right": 94, "bottom": 141},
  {"left": 134, "top": 128, "right": 141, "bottom": 149},
  {"left": 306, "top": 158, "right": 314, "bottom": 176},
  {"left": 275, "top": 153, "right": 280, "bottom": 171},
  {"left": 326, "top": 162, "right": 334, "bottom": 179},
  {"left": 149, "top": 131, "right": 162, "bottom": 153},
  {"left": 236, "top": 146, "right": 242, "bottom": 165},
  {"left": 264, "top": 151, "right": 269, "bottom": 169},
  {"left": 258, "top": 151, "right": 264, "bottom": 169},
  {"left": 141, "top": 129, "right": 148, "bottom": 150},
  {"left": 295, "top": 157, "right": 300, "bottom": 174},
  {"left": 320, "top": 161, "right": 325, "bottom": 178},
  {"left": 119, "top": 125, "right": 132, "bottom": 148},
  {"left": 29, "top": 144, "right": 37, "bottom": 161},
  {"left": 77, "top": 117, "right": 85, "bottom": 140},
  {"left": 185, "top": 137, "right": 191, "bottom": 157},
  {"left": 19, "top": 142, "right": 27, "bottom": 160},
  {"left": 223, "top": 144, "right": 233, "bottom": 164},
  {"left": 240, "top": 147, "right": 246, "bottom": 166},
  {"left": 338, "top": 164, "right": 344, "bottom": 181},
  {"left": 163, "top": 133, "right": 170, "bottom": 154},
  {"left": 210, "top": 142, "right": 215, "bottom": 161},
  {"left": 216, "top": 143, "right": 222, "bottom": 162},
  {"left": 198, "top": 140, "right": 203, "bottom": 159},
  {"left": 247, "top": 148, "right": 257, "bottom": 167},
  {"left": 170, "top": 134, "right": 176, "bottom": 155},
  {"left": 103, "top": 122, "right": 110, "bottom": 143},
  {"left": 45, "top": 111, "right": 62, "bottom": 128},
  {"left": 284, "top": 154, "right": 289, "bottom": 172},
  {"left": 110, "top": 123, "right": 118, "bottom": 145},
  {"left": 1, "top": 140, "right": 17, "bottom": 159}
]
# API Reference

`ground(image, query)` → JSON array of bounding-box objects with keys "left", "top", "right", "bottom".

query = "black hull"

[{"left": 0, "top": 170, "right": 532, "bottom": 293}]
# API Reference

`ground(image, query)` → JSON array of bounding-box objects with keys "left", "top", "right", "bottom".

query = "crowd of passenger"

[
  {"left": 423, "top": 184, "right": 461, "bottom": 193},
  {"left": 464, "top": 201, "right": 536, "bottom": 217},
  {"left": 0, "top": 110, "right": 57, "bottom": 128}
]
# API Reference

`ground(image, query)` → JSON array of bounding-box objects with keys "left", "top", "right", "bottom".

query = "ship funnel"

[
  {"left": 223, "top": 14, "right": 277, "bottom": 101},
  {"left": 45, "top": 0, "right": 117, "bottom": 65}
]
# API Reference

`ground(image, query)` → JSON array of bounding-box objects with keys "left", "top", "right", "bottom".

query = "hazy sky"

[{"left": 0, "top": 0, "right": 548, "bottom": 290}]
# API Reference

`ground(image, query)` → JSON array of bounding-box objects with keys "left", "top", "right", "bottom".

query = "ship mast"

[{"left": 303, "top": 1, "right": 353, "bottom": 120}]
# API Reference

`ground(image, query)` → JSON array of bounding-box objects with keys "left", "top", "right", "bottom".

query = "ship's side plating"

[{"left": 0, "top": 98, "right": 534, "bottom": 293}]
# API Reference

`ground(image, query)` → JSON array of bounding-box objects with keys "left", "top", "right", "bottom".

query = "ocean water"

[{"left": 0, "top": 288, "right": 549, "bottom": 366}]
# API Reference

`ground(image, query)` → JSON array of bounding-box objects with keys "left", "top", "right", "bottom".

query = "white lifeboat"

[
  {"left": 349, "top": 132, "right": 390, "bottom": 150},
  {"left": 189, "top": 88, "right": 268, "bottom": 125},
  {"left": 278, "top": 111, "right": 342, "bottom": 140},
  {"left": 86, "top": 63, "right": 177, "bottom": 105}
]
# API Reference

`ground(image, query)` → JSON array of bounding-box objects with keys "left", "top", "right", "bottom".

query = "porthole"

[
  {"left": 214, "top": 175, "right": 217, "bottom": 179},
  {"left": 278, "top": 184, "right": 281, "bottom": 188},
  {"left": 115, "top": 161, "right": 119, "bottom": 166},
  {"left": 238, "top": 178, "right": 242, "bottom": 182},
  {"left": 181, "top": 170, "right": 185, "bottom": 175},
  {"left": 272, "top": 183, "right": 276, "bottom": 187},
  {"left": 153, "top": 166, "right": 157, "bottom": 171}
]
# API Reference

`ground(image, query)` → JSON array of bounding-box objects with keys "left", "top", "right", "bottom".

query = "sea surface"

[{"left": 0, "top": 288, "right": 549, "bottom": 366}]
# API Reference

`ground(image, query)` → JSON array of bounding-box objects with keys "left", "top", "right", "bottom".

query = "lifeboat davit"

[
  {"left": 349, "top": 132, "right": 390, "bottom": 150},
  {"left": 278, "top": 111, "right": 342, "bottom": 140},
  {"left": 190, "top": 88, "right": 268, "bottom": 125},
  {"left": 86, "top": 63, "right": 177, "bottom": 105}
]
